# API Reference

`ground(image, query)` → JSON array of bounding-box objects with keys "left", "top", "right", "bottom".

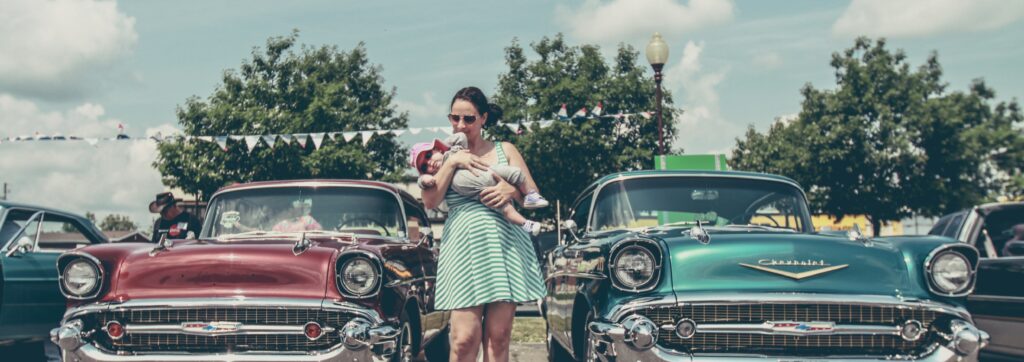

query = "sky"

[{"left": 1, "top": 0, "right": 1023, "bottom": 227}]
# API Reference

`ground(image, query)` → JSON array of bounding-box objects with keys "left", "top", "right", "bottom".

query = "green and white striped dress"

[{"left": 435, "top": 142, "right": 546, "bottom": 310}]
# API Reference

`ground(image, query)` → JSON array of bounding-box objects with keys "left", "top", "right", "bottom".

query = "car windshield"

[
  {"left": 202, "top": 186, "right": 405, "bottom": 239},
  {"left": 590, "top": 176, "right": 811, "bottom": 233}
]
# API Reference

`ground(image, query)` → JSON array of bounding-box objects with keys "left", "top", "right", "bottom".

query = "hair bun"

[{"left": 486, "top": 103, "right": 503, "bottom": 127}]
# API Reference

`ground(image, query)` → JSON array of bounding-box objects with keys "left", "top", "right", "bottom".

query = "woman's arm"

[
  {"left": 479, "top": 142, "right": 530, "bottom": 208},
  {"left": 421, "top": 150, "right": 489, "bottom": 209}
]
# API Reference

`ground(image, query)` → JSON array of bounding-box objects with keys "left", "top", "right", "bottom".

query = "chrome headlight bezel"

[
  {"left": 609, "top": 238, "right": 662, "bottom": 292},
  {"left": 924, "top": 245, "right": 978, "bottom": 297},
  {"left": 336, "top": 252, "right": 382, "bottom": 299},
  {"left": 57, "top": 253, "right": 104, "bottom": 300}
]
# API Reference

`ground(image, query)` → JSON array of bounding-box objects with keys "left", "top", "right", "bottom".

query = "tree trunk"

[{"left": 869, "top": 215, "right": 883, "bottom": 237}]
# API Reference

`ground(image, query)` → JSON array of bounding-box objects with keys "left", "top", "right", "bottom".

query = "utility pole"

[{"left": 1, "top": 183, "right": 8, "bottom": 200}]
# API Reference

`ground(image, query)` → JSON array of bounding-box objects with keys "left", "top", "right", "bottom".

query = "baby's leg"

[
  {"left": 489, "top": 165, "right": 534, "bottom": 194},
  {"left": 500, "top": 203, "right": 527, "bottom": 226}
]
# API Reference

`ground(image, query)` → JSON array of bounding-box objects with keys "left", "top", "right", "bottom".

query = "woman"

[{"left": 421, "top": 87, "right": 546, "bottom": 362}]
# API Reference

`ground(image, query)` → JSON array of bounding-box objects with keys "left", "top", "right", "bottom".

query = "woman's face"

[{"left": 450, "top": 99, "right": 485, "bottom": 141}]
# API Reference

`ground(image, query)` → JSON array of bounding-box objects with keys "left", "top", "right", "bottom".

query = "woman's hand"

[
  {"left": 446, "top": 150, "right": 489, "bottom": 176},
  {"left": 479, "top": 173, "right": 517, "bottom": 208}
]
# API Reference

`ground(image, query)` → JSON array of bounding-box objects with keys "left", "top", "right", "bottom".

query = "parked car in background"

[
  {"left": 930, "top": 201, "right": 1024, "bottom": 360},
  {"left": 51, "top": 180, "right": 449, "bottom": 361},
  {"left": 0, "top": 202, "right": 107, "bottom": 351},
  {"left": 545, "top": 170, "right": 989, "bottom": 362}
]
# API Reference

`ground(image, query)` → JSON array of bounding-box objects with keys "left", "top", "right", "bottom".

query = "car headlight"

[
  {"left": 928, "top": 251, "right": 972, "bottom": 295},
  {"left": 62, "top": 258, "right": 101, "bottom": 298},
  {"left": 337, "top": 256, "right": 380, "bottom": 297},
  {"left": 610, "top": 241, "right": 661, "bottom": 291}
]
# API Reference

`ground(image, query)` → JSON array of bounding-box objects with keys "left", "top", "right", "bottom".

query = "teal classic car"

[{"left": 544, "top": 171, "right": 989, "bottom": 361}]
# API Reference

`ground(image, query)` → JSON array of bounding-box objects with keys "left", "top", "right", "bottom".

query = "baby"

[{"left": 411, "top": 132, "right": 549, "bottom": 235}]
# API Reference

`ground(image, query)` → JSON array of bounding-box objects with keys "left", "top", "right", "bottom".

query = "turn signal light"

[
  {"left": 304, "top": 322, "right": 323, "bottom": 341},
  {"left": 105, "top": 321, "right": 124, "bottom": 340}
]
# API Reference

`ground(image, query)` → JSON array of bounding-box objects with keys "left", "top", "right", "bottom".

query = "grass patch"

[{"left": 511, "top": 317, "right": 546, "bottom": 343}]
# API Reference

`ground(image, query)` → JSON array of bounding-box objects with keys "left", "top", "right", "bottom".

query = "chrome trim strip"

[
  {"left": 586, "top": 173, "right": 810, "bottom": 235},
  {"left": 204, "top": 182, "right": 409, "bottom": 240},
  {"left": 606, "top": 293, "right": 972, "bottom": 322},
  {"left": 57, "top": 251, "right": 105, "bottom": 300},
  {"left": 125, "top": 324, "right": 336, "bottom": 336},
  {"left": 968, "top": 294, "right": 1024, "bottom": 303},
  {"left": 61, "top": 297, "right": 384, "bottom": 325},
  {"left": 543, "top": 272, "right": 608, "bottom": 282},
  {"left": 657, "top": 322, "right": 901, "bottom": 336},
  {"left": 924, "top": 244, "right": 980, "bottom": 297}
]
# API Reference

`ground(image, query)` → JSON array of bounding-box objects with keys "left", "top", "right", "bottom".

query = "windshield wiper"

[{"left": 716, "top": 224, "right": 796, "bottom": 232}]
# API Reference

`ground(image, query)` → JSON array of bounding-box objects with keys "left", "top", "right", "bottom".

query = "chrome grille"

[
  {"left": 634, "top": 303, "right": 943, "bottom": 356},
  {"left": 89, "top": 307, "right": 353, "bottom": 353}
]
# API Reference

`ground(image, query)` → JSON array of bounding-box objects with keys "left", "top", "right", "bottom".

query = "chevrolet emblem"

[{"left": 740, "top": 261, "right": 848, "bottom": 280}]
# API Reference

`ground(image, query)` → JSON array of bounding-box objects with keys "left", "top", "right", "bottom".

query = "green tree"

[
  {"left": 99, "top": 214, "right": 137, "bottom": 232},
  {"left": 732, "top": 38, "right": 1024, "bottom": 235},
  {"left": 154, "top": 31, "right": 408, "bottom": 199},
  {"left": 490, "top": 34, "right": 678, "bottom": 220}
]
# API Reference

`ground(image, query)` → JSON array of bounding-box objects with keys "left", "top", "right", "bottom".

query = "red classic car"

[{"left": 50, "top": 180, "right": 450, "bottom": 361}]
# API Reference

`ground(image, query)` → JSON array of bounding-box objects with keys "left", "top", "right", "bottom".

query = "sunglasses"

[
  {"left": 418, "top": 151, "right": 434, "bottom": 173},
  {"left": 448, "top": 114, "right": 478, "bottom": 124}
]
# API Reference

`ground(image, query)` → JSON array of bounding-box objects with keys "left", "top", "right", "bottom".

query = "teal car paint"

[
  {"left": 0, "top": 202, "right": 107, "bottom": 345},
  {"left": 543, "top": 171, "right": 989, "bottom": 361}
]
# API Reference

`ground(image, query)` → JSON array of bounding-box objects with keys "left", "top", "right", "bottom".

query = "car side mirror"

[{"left": 5, "top": 236, "right": 34, "bottom": 257}]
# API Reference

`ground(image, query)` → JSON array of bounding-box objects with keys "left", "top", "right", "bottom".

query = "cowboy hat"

[{"left": 148, "top": 192, "right": 177, "bottom": 213}]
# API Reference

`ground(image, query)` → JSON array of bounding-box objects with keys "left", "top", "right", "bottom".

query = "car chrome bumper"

[
  {"left": 50, "top": 298, "right": 401, "bottom": 362},
  {"left": 587, "top": 318, "right": 989, "bottom": 362}
]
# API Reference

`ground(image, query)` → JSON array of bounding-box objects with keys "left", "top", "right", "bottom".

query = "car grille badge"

[{"left": 181, "top": 321, "right": 243, "bottom": 335}]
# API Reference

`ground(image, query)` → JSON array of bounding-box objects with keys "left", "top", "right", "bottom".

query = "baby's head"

[{"left": 409, "top": 139, "right": 450, "bottom": 175}]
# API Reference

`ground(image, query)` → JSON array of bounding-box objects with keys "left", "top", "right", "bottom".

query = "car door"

[
  {"left": 961, "top": 206, "right": 1024, "bottom": 358},
  {"left": 0, "top": 211, "right": 99, "bottom": 339}
]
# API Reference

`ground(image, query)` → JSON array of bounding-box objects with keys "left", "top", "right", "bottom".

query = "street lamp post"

[{"left": 646, "top": 32, "right": 669, "bottom": 156}]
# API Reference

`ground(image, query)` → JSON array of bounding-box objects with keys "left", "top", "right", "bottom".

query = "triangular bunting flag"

[
  {"left": 329, "top": 132, "right": 343, "bottom": 141},
  {"left": 85, "top": 138, "right": 99, "bottom": 146},
  {"left": 640, "top": 112, "right": 652, "bottom": 119},
  {"left": 409, "top": 128, "right": 422, "bottom": 135},
  {"left": 197, "top": 136, "right": 213, "bottom": 143},
  {"left": 262, "top": 135, "right": 277, "bottom": 148},
  {"left": 505, "top": 123, "right": 520, "bottom": 133},
  {"left": 391, "top": 129, "right": 406, "bottom": 136},
  {"left": 428, "top": 127, "right": 441, "bottom": 133},
  {"left": 593, "top": 102, "right": 603, "bottom": 117},
  {"left": 293, "top": 134, "right": 309, "bottom": 148},
  {"left": 375, "top": 130, "right": 390, "bottom": 136},
  {"left": 279, "top": 134, "right": 293, "bottom": 145},
  {"left": 359, "top": 131, "right": 375, "bottom": 146},
  {"left": 214, "top": 136, "right": 229, "bottom": 151},
  {"left": 229, "top": 135, "right": 243, "bottom": 141},
  {"left": 557, "top": 104, "right": 568, "bottom": 120},
  {"left": 539, "top": 121, "right": 554, "bottom": 128},
  {"left": 573, "top": 107, "right": 588, "bottom": 119},
  {"left": 343, "top": 132, "right": 357, "bottom": 142},
  {"left": 311, "top": 133, "right": 326, "bottom": 150},
  {"left": 244, "top": 136, "right": 260, "bottom": 153}
]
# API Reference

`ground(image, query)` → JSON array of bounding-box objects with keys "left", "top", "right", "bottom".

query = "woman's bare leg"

[
  {"left": 450, "top": 305, "right": 485, "bottom": 362},
  {"left": 482, "top": 302, "right": 516, "bottom": 362}
]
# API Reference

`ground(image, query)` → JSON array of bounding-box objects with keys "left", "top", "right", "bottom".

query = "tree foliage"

[
  {"left": 154, "top": 31, "right": 408, "bottom": 199},
  {"left": 99, "top": 214, "right": 137, "bottom": 232},
  {"left": 490, "top": 34, "right": 678, "bottom": 220},
  {"left": 732, "top": 38, "right": 1024, "bottom": 234}
]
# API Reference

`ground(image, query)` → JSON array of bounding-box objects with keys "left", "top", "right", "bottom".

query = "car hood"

[
  {"left": 661, "top": 231, "right": 914, "bottom": 297},
  {"left": 110, "top": 239, "right": 340, "bottom": 300}
]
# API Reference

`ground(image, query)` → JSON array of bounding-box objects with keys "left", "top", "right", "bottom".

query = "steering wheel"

[{"left": 336, "top": 217, "right": 391, "bottom": 237}]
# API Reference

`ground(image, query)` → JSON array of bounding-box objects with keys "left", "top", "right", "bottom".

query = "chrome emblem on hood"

[
  {"left": 740, "top": 259, "right": 848, "bottom": 280},
  {"left": 182, "top": 321, "right": 243, "bottom": 335}
]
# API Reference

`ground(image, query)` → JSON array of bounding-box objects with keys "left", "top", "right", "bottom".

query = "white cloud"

[
  {"left": 833, "top": 0, "right": 1024, "bottom": 38},
  {"left": 558, "top": 0, "right": 734, "bottom": 46},
  {"left": 395, "top": 92, "right": 448, "bottom": 126},
  {"left": 0, "top": 0, "right": 138, "bottom": 98},
  {"left": 0, "top": 94, "right": 164, "bottom": 229},
  {"left": 664, "top": 41, "right": 740, "bottom": 154},
  {"left": 751, "top": 51, "right": 782, "bottom": 69}
]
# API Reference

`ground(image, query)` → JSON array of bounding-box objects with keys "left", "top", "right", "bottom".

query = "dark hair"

[{"left": 450, "top": 86, "right": 502, "bottom": 128}]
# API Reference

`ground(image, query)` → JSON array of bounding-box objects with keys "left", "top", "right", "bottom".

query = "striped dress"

[{"left": 435, "top": 142, "right": 546, "bottom": 310}]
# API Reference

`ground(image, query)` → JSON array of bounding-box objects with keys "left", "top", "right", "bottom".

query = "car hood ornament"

[{"left": 740, "top": 259, "right": 848, "bottom": 280}]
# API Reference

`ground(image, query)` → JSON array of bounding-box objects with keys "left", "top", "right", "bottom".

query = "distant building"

[{"left": 104, "top": 230, "right": 151, "bottom": 243}]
